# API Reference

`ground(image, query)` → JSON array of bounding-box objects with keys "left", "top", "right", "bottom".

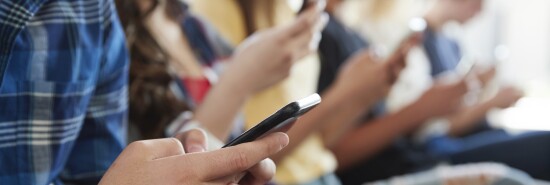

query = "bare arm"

[
  {"left": 447, "top": 102, "right": 493, "bottom": 136},
  {"left": 447, "top": 86, "right": 523, "bottom": 136},
  {"left": 331, "top": 79, "right": 469, "bottom": 170},
  {"left": 331, "top": 102, "right": 431, "bottom": 170},
  {"left": 194, "top": 73, "right": 251, "bottom": 140},
  {"left": 271, "top": 83, "right": 378, "bottom": 162},
  {"left": 195, "top": 5, "right": 327, "bottom": 140}
]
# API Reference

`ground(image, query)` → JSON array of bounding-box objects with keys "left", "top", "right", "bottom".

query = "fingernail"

[{"left": 278, "top": 133, "right": 290, "bottom": 148}]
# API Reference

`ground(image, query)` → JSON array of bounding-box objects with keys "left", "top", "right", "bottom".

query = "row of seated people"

[
  {"left": 127, "top": 0, "right": 550, "bottom": 184},
  {"left": 1, "top": 0, "right": 548, "bottom": 184}
]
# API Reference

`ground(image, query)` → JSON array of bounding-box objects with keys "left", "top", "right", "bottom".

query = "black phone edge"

[
  {"left": 223, "top": 103, "right": 300, "bottom": 147},
  {"left": 223, "top": 94, "right": 321, "bottom": 148}
]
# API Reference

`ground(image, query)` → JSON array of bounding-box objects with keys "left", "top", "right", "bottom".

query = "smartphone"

[
  {"left": 298, "top": 0, "right": 309, "bottom": 13},
  {"left": 223, "top": 94, "right": 321, "bottom": 148},
  {"left": 381, "top": 17, "right": 426, "bottom": 58},
  {"left": 456, "top": 56, "right": 476, "bottom": 77},
  {"left": 299, "top": 0, "right": 320, "bottom": 13}
]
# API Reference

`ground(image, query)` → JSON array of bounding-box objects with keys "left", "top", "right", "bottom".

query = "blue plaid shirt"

[{"left": 0, "top": 0, "right": 128, "bottom": 184}]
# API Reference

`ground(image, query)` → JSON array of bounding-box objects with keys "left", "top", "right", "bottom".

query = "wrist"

[
  {"left": 406, "top": 101, "right": 435, "bottom": 124},
  {"left": 481, "top": 98, "right": 499, "bottom": 110},
  {"left": 217, "top": 69, "right": 254, "bottom": 99}
]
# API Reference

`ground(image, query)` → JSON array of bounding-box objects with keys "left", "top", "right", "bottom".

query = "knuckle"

[
  {"left": 230, "top": 151, "right": 250, "bottom": 172},
  {"left": 127, "top": 140, "right": 148, "bottom": 150},
  {"left": 167, "top": 137, "right": 183, "bottom": 148},
  {"left": 262, "top": 139, "right": 278, "bottom": 156}
]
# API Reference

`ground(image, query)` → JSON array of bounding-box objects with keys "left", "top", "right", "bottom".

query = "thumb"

[{"left": 175, "top": 129, "right": 208, "bottom": 153}]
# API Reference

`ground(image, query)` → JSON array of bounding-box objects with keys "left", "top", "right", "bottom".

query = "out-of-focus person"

[{"left": 116, "top": 0, "right": 326, "bottom": 147}]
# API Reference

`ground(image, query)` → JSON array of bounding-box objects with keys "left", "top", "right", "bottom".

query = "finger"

[
  {"left": 455, "top": 79, "right": 470, "bottom": 94},
  {"left": 387, "top": 62, "right": 404, "bottom": 84},
  {"left": 282, "top": 4, "right": 321, "bottom": 40},
  {"left": 387, "top": 33, "right": 420, "bottom": 67},
  {"left": 288, "top": 30, "right": 315, "bottom": 60},
  {"left": 175, "top": 129, "right": 207, "bottom": 153},
  {"left": 127, "top": 138, "right": 185, "bottom": 161},
  {"left": 286, "top": 13, "right": 328, "bottom": 60},
  {"left": 180, "top": 132, "right": 289, "bottom": 181},
  {"left": 238, "top": 158, "right": 276, "bottom": 185}
]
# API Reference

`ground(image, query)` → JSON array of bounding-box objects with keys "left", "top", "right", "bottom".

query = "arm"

[
  {"left": 447, "top": 102, "right": 494, "bottom": 136},
  {"left": 331, "top": 102, "right": 432, "bottom": 170},
  {"left": 196, "top": 4, "right": 328, "bottom": 140},
  {"left": 332, "top": 79, "right": 469, "bottom": 170},
  {"left": 61, "top": 9, "right": 129, "bottom": 184},
  {"left": 270, "top": 83, "right": 378, "bottom": 162},
  {"left": 271, "top": 49, "right": 391, "bottom": 162},
  {"left": 447, "top": 86, "right": 523, "bottom": 136},
  {"left": 193, "top": 69, "right": 251, "bottom": 141}
]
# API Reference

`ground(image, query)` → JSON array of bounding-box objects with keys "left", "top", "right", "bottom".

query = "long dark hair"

[
  {"left": 237, "top": 0, "right": 277, "bottom": 36},
  {"left": 116, "top": 0, "right": 190, "bottom": 139}
]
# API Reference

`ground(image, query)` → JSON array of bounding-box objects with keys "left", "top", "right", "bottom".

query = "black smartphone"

[
  {"left": 223, "top": 94, "right": 321, "bottom": 148},
  {"left": 299, "top": 0, "right": 314, "bottom": 13}
]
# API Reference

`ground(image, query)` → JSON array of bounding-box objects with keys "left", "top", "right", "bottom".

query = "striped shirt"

[{"left": 0, "top": 0, "right": 128, "bottom": 184}]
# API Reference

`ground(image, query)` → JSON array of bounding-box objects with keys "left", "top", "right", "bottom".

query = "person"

[
  {"left": 0, "top": 0, "right": 128, "bottom": 184},
  {"left": 116, "top": 0, "right": 327, "bottom": 146},
  {"left": 319, "top": 0, "right": 550, "bottom": 183},
  {"left": 417, "top": 0, "right": 550, "bottom": 180},
  {"left": 0, "top": 0, "right": 315, "bottom": 184},
  {"left": 314, "top": 0, "right": 473, "bottom": 184},
  {"left": 99, "top": 129, "right": 290, "bottom": 185},
  {"left": 225, "top": 0, "right": 424, "bottom": 184}
]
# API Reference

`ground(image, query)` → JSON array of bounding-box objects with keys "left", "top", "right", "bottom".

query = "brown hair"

[
  {"left": 116, "top": 0, "right": 190, "bottom": 139},
  {"left": 237, "top": 0, "right": 277, "bottom": 36}
]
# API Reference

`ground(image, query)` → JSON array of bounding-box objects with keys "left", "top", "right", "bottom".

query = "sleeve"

[{"left": 59, "top": 2, "right": 129, "bottom": 184}]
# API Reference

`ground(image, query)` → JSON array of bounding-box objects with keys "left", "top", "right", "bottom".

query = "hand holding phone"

[
  {"left": 299, "top": 0, "right": 326, "bottom": 14},
  {"left": 223, "top": 94, "right": 321, "bottom": 148},
  {"left": 384, "top": 18, "right": 426, "bottom": 84}
]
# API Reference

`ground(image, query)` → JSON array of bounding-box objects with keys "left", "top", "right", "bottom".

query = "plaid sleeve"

[{"left": 59, "top": 2, "right": 129, "bottom": 184}]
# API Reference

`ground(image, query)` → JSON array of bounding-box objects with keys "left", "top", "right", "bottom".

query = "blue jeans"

[
  {"left": 426, "top": 130, "right": 550, "bottom": 180},
  {"left": 293, "top": 173, "right": 342, "bottom": 185}
]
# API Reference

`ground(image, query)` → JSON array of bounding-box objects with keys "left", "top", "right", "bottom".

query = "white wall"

[{"left": 461, "top": 0, "right": 550, "bottom": 97}]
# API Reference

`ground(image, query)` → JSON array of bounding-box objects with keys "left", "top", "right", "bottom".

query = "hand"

[
  {"left": 473, "top": 65, "right": 496, "bottom": 87},
  {"left": 411, "top": 79, "right": 469, "bottom": 118},
  {"left": 488, "top": 86, "right": 523, "bottom": 109},
  {"left": 331, "top": 33, "right": 421, "bottom": 104},
  {"left": 386, "top": 33, "right": 423, "bottom": 84},
  {"left": 99, "top": 129, "right": 289, "bottom": 185},
  {"left": 224, "top": 1, "right": 329, "bottom": 94}
]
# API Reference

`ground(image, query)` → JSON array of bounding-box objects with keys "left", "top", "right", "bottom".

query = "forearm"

[
  {"left": 194, "top": 74, "right": 250, "bottom": 141},
  {"left": 319, "top": 87, "right": 378, "bottom": 148},
  {"left": 448, "top": 101, "right": 494, "bottom": 136},
  {"left": 331, "top": 103, "right": 431, "bottom": 170}
]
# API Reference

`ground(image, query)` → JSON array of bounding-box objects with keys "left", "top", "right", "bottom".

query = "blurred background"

[
  {"left": 189, "top": 0, "right": 550, "bottom": 132},
  {"left": 343, "top": 0, "right": 550, "bottom": 132}
]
